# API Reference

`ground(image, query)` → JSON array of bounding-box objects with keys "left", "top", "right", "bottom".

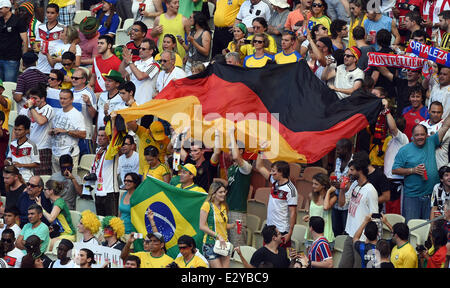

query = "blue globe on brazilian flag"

[{"left": 130, "top": 177, "right": 207, "bottom": 258}]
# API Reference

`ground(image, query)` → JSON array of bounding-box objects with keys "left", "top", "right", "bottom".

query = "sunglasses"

[
  {"left": 132, "top": 28, "right": 141, "bottom": 32},
  {"left": 62, "top": 63, "right": 73, "bottom": 67},
  {"left": 312, "top": 3, "right": 323, "bottom": 7},
  {"left": 1, "top": 238, "right": 13, "bottom": 243},
  {"left": 71, "top": 76, "right": 83, "bottom": 80},
  {"left": 344, "top": 54, "right": 355, "bottom": 58},
  {"left": 160, "top": 59, "right": 168, "bottom": 63},
  {"left": 139, "top": 47, "right": 150, "bottom": 51},
  {"left": 27, "top": 182, "right": 39, "bottom": 188},
  {"left": 253, "top": 40, "right": 264, "bottom": 44},
  {"left": 49, "top": 77, "right": 57, "bottom": 81}
]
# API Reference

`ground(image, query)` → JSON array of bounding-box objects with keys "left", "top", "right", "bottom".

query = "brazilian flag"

[{"left": 130, "top": 177, "right": 207, "bottom": 258}]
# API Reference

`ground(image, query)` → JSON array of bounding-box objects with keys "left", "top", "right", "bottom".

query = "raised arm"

[
  {"left": 438, "top": 112, "right": 450, "bottom": 142},
  {"left": 255, "top": 150, "right": 270, "bottom": 180}
]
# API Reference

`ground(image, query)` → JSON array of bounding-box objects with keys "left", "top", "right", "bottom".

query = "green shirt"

[
  {"left": 226, "top": 164, "right": 251, "bottom": 212},
  {"left": 54, "top": 198, "right": 76, "bottom": 236},
  {"left": 20, "top": 222, "right": 50, "bottom": 254}
]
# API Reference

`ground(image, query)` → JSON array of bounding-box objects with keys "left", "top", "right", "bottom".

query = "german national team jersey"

[
  {"left": 7, "top": 139, "right": 39, "bottom": 182},
  {"left": 267, "top": 176, "right": 297, "bottom": 233},
  {"left": 308, "top": 236, "right": 332, "bottom": 263},
  {"left": 243, "top": 53, "right": 274, "bottom": 68},
  {"left": 275, "top": 50, "right": 302, "bottom": 64}
]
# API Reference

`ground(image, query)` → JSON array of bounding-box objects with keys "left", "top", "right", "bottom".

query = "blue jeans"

[
  {"left": 402, "top": 194, "right": 431, "bottom": 223},
  {"left": 325, "top": 0, "right": 350, "bottom": 22},
  {"left": 0, "top": 60, "right": 20, "bottom": 82}
]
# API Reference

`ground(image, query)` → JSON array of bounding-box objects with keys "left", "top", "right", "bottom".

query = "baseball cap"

[
  {"left": 0, "top": 0, "right": 11, "bottom": 8},
  {"left": 178, "top": 163, "right": 197, "bottom": 177},
  {"left": 147, "top": 232, "right": 165, "bottom": 243},
  {"left": 150, "top": 121, "right": 167, "bottom": 141}
]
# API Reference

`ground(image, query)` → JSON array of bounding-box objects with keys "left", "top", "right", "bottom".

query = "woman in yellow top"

[
  {"left": 308, "top": 0, "right": 332, "bottom": 33},
  {"left": 199, "top": 181, "right": 236, "bottom": 268},
  {"left": 240, "top": 17, "right": 277, "bottom": 58},
  {"left": 223, "top": 23, "right": 247, "bottom": 56},
  {"left": 243, "top": 33, "right": 274, "bottom": 68},
  {"left": 347, "top": 0, "right": 367, "bottom": 48},
  {"left": 144, "top": 145, "right": 171, "bottom": 183},
  {"left": 153, "top": 34, "right": 184, "bottom": 67}
]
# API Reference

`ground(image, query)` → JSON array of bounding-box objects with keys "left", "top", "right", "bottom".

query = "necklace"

[{"left": 162, "top": 69, "right": 174, "bottom": 88}]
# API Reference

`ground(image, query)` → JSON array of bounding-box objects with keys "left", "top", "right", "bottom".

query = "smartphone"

[
  {"left": 243, "top": 39, "right": 252, "bottom": 45},
  {"left": 371, "top": 213, "right": 382, "bottom": 219}
]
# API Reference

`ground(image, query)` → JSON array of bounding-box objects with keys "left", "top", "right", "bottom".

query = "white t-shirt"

[
  {"left": 96, "top": 92, "right": 127, "bottom": 130},
  {"left": 126, "top": 57, "right": 160, "bottom": 105},
  {"left": 50, "top": 259, "right": 75, "bottom": 268},
  {"left": 93, "top": 146, "right": 119, "bottom": 196},
  {"left": 429, "top": 84, "right": 450, "bottom": 119},
  {"left": 72, "top": 86, "right": 97, "bottom": 140},
  {"left": 156, "top": 67, "right": 187, "bottom": 93},
  {"left": 384, "top": 130, "right": 409, "bottom": 179},
  {"left": 36, "top": 23, "right": 65, "bottom": 74},
  {"left": 420, "top": 119, "right": 450, "bottom": 169},
  {"left": 7, "top": 139, "right": 40, "bottom": 182},
  {"left": 51, "top": 42, "right": 82, "bottom": 70},
  {"left": 5, "top": 247, "right": 25, "bottom": 268},
  {"left": 20, "top": 104, "right": 54, "bottom": 150},
  {"left": 236, "top": 0, "right": 272, "bottom": 30},
  {"left": 51, "top": 107, "right": 86, "bottom": 157},
  {"left": 344, "top": 181, "right": 379, "bottom": 240},
  {"left": 118, "top": 151, "right": 140, "bottom": 186},
  {"left": 267, "top": 176, "right": 298, "bottom": 233},
  {"left": 430, "top": 183, "right": 450, "bottom": 213},
  {"left": 0, "top": 224, "right": 22, "bottom": 241},
  {"left": 334, "top": 64, "right": 364, "bottom": 99}
]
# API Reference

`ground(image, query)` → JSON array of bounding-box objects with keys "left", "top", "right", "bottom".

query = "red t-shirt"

[
  {"left": 91, "top": 54, "right": 122, "bottom": 93},
  {"left": 126, "top": 41, "right": 141, "bottom": 62},
  {"left": 426, "top": 246, "right": 447, "bottom": 268},
  {"left": 402, "top": 106, "right": 429, "bottom": 140}
]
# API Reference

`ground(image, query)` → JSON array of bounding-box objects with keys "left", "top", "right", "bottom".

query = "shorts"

[{"left": 202, "top": 243, "right": 222, "bottom": 261}]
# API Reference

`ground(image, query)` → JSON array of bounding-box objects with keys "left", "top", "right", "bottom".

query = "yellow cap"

[
  {"left": 150, "top": 121, "right": 166, "bottom": 141},
  {"left": 178, "top": 163, "right": 197, "bottom": 177}
]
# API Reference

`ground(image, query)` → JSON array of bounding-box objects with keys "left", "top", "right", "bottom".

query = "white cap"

[
  {"left": 268, "top": 0, "right": 290, "bottom": 9},
  {"left": 0, "top": 0, "right": 11, "bottom": 8}
]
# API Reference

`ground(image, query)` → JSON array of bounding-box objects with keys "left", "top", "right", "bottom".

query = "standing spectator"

[
  {"left": 21, "top": 235, "right": 53, "bottom": 268},
  {"left": 154, "top": 34, "right": 184, "bottom": 67},
  {"left": 101, "top": 216, "right": 126, "bottom": 250},
  {"left": 6, "top": 115, "right": 40, "bottom": 182},
  {"left": 284, "top": 0, "right": 312, "bottom": 33},
  {"left": 20, "top": 87, "right": 54, "bottom": 176},
  {"left": 247, "top": 225, "right": 290, "bottom": 268},
  {"left": 402, "top": 86, "right": 429, "bottom": 141},
  {"left": 13, "top": 52, "right": 48, "bottom": 113},
  {"left": 235, "top": 0, "right": 271, "bottom": 34},
  {"left": 0, "top": 0, "right": 27, "bottom": 82},
  {"left": 90, "top": 35, "right": 122, "bottom": 93},
  {"left": 309, "top": 0, "right": 332, "bottom": 32},
  {"left": 2, "top": 166, "right": 26, "bottom": 212},
  {"left": 211, "top": 0, "right": 245, "bottom": 57},
  {"left": 430, "top": 165, "right": 450, "bottom": 219},
  {"left": 94, "top": 0, "right": 120, "bottom": 37},
  {"left": 117, "top": 80, "right": 137, "bottom": 108},
  {"left": 199, "top": 181, "right": 236, "bottom": 268},
  {"left": 429, "top": 65, "right": 450, "bottom": 119},
  {"left": 352, "top": 215, "right": 380, "bottom": 268},
  {"left": 96, "top": 70, "right": 126, "bottom": 132},
  {"left": 0, "top": 81, "right": 10, "bottom": 132},
  {"left": 47, "top": 69, "right": 64, "bottom": 109},
  {"left": 151, "top": 0, "right": 191, "bottom": 60},
  {"left": 155, "top": 51, "right": 187, "bottom": 94},
  {"left": 77, "top": 210, "right": 101, "bottom": 245},
  {"left": 225, "top": 51, "right": 241, "bottom": 65},
  {"left": 50, "top": 154, "right": 82, "bottom": 211},
  {"left": 92, "top": 127, "right": 120, "bottom": 216},
  {"left": 119, "top": 173, "right": 141, "bottom": 234},
  {"left": 325, "top": 0, "right": 348, "bottom": 22},
  {"left": 15, "top": 204, "right": 50, "bottom": 254},
  {"left": 143, "top": 145, "right": 171, "bottom": 182},
  {"left": 338, "top": 158, "right": 379, "bottom": 268},
  {"left": 299, "top": 216, "right": 333, "bottom": 268},
  {"left": 364, "top": 8, "right": 400, "bottom": 50},
  {"left": 353, "top": 26, "right": 375, "bottom": 71},
  {"left": 403, "top": 11, "right": 423, "bottom": 44},
  {"left": 267, "top": 0, "right": 290, "bottom": 53},
  {"left": 347, "top": 0, "right": 367, "bottom": 48},
  {"left": 120, "top": 38, "right": 160, "bottom": 104},
  {"left": 173, "top": 235, "right": 208, "bottom": 268},
  {"left": 0, "top": 207, "right": 21, "bottom": 239},
  {"left": 16, "top": 176, "right": 53, "bottom": 227},
  {"left": 71, "top": 68, "right": 97, "bottom": 156},
  {"left": 223, "top": 23, "right": 247, "bottom": 57},
  {"left": 376, "top": 239, "right": 394, "bottom": 268},
  {"left": 392, "top": 112, "right": 450, "bottom": 222},
  {"left": 50, "top": 28, "right": 82, "bottom": 71},
  {"left": 241, "top": 17, "right": 278, "bottom": 57},
  {"left": 419, "top": 226, "right": 448, "bottom": 268},
  {"left": 390, "top": 222, "right": 418, "bottom": 268},
  {"left": 36, "top": 4, "right": 65, "bottom": 75},
  {"left": 118, "top": 135, "right": 140, "bottom": 187},
  {"left": 78, "top": 16, "right": 100, "bottom": 66},
  {"left": 125, "top": 21, "right": 148, "bottom": 63},
  {"left": 255, "top": 151, "right": 297, "bottom": 248},
  {"left": 0, "top": 241, "right": 7, "bottom": 268},
  {"left": 50, "top": 89, "right": 86, "bottom": 175},
  {"left": 422, "top": 0, "right": 449, "bottom": 41},
  {"left": 116, "top": 0, "right": 133, "bottom": 21},
  {"left": 243, "top": 33, "right": 274, "bottom": 68},
  {"left": 1, "top": 229, "right": 24, "bottom": 268},
  {"left": 0, "top": 110, "right": 8, "bottom": 195},
  {"left": 17, "top": 2, "right": 41, "bottom": 52},
  {"left": 132, "top": 0, "right": 163, "bottom": 31},
  {"left": 50, "top": 0, "right": 76, "bottom": 26},
  {"left": 438, "top": 10, "right": 450, "bottom": 51},
  {"left": 49, "top": 239, "right": 75, "bottom": 268},
  {"left": 124, "top": 255, "right": 141, "bottom": 267},
  {"left": 330, "top": 19, "right": 347, "bottom": 50},
  {"left": 393, "top": 0, "right": 422, "bottom": 43},
  {"left": 180, "top": 12, "right": 211, "bottom": 76}
]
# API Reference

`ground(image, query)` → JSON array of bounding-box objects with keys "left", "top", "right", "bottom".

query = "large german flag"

[{"left": 117, "top": 61, "right": 381, "bottom": 163}]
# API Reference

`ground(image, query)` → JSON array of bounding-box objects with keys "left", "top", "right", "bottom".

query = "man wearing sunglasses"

[
  {"left": 155, "top": 50, "right": 187, "bottom": 94},
  {"left": 235, "top": 0, "right": 271, "bottom": 34},
  {"left": 1, "top": 228, "right": 24, "bottom": 268}
]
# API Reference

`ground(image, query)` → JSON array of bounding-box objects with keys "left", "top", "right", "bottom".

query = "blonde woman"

[
  {"left": 48, "top": 26, "right": 82, "bottom": 69},
  {"left": 199, "top": 181, "right": 236, "bottom": 268}
]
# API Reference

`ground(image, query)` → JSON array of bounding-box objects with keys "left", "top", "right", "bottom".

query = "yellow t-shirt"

[
  {"left": 240, "top": 34, "right": 277, "bottom": 56},
  {"left": 175, "top": 183, "right": 206, "bottom": 193},
  {"left": 159, "top": 13, "right": 187, "bottom": 60},
  {"left": 49, "top": 0, "right": 75, "bottom": 8},
  {"left": 201, "top": 201, "right": 228, "bottom": 243},
  {"left": 309, "top": 15, "right": 332, "bottom": 35},
  {"left": 60, "top": 68, "right": 74, "bottom": 90},
  {"left": 243, "top": 53, "right": 274, "bottom": 68},
  {"left": 1, "top": 97, "right": 11, "bottom": 130},
  {"left": 274, "top": 50, "right": 302, "bottom": 64},
  {"left": 145, "top": 163, "right": 171, "bottom": 181},
  {"left": 174, "top": 255, "right": 208, "bottom": 268},
  {"left": 131, "top": 251, "right": 174, "bottom": 268},
  {"left": 214, "top": 0, "right": 246, "bottom": 28},
  {"left": 349, "top": 15, "right": 368, "bottom": 48},
  {"left": 136, "top": 125, "right": 170, "bottom": 175},
  {"left": 155, "top": 52, "right": 183, "bottom": 68},
  {"left": 369, "top": 135, "right": 392, "bottom": 166},
  {"left": 390, "top": 242, "right": 418, "bottom": 268}
]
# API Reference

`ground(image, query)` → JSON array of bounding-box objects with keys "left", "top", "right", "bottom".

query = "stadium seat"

[
  {"left": 2, "top": 81, "right": 17, "bottom": 111},
  {"left": 250, "top": 168, "right": 268, "bottom": 192},
  {"left": 253, "top": 187, "right": 271, "bottom": 206},
  {"left": 40, "top": 175, "right": 51, "bottom": 184},
  {"left": 300, "top": 166, "right": 328, "bottom": 182},
  {"left": 295, "top": 179, "right": 312, "bottom": 210},
  {"left": 115, "top": 18, "right": 134, "bottom": 47},
  {"left": 252, "top": 220, "right": 266, "bottom": 249},
  {"left": 332, "top": 235, "right": 347, "bottom": 268},
  {"left": 296, "top": 209, "right": 309, "bottom": 225},
  {"left": 232, "top": 245, "right": 256, "bottom": 266},
  {"left": 246, "top": 214, "right": 261, "bottom": 246},
  {"left": 78, "top": 154, "right": 95, "bottom": 179},
  {"left": 382, "top": 214, "right": 405, "bottom": 239},
  {"left": 229, "top": 259, "right": 244, "bottom": 268},
  {"left": 247, "top": 200, "right": 266, "bottom": 223},
  {"left": 407, "top": 219, "right": 430, "bottom": 246},
  {"left": 289, "top": 162, "right": 302, "bottom": 183},
  {"left": 290, "top": 224, "right": 307, "bottom": 252}
]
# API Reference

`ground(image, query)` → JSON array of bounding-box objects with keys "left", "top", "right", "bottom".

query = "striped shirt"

[
  {"left": 308, "top": 236, "right": 332, "bottom": 263},
  {"left": 440, "top": 32, "right": 449, "bottom": 52},
  {"left": 15, "top": 67, "right": 48, "bottom": 111}
]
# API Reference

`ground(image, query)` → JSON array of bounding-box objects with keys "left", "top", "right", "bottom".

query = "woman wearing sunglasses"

[
  {"left": 119, "top": 172, "right": 142, "bottom": 234},
  {"left": 309, "top": 0, "right": 331, "bottom": 33},
  {"left": 243, "top": 33, "right": 274, "bottom": 68},
  {"left": 199, "top": 181, "right": 237, "bottom": 268},
  {"left": 241, "top": 17, "right": 278, "bottom": 58}
]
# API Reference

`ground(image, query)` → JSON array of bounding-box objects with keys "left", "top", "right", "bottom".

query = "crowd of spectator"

[{"left": 0, "top": 0, "right": 449, "bottom": 269}]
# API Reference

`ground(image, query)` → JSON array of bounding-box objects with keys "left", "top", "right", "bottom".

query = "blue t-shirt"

[
  {"left": 20, "top": 222, "right": 50, "bottom": 254},
  {"left": 97, "top": 12, "right": 120, "bottom": 36},
  {"left": 363, "top": 16, "right": 392, "bottom": 50},
  {"left": 392, "top": 133, "right": 440, "bottom": 197}
]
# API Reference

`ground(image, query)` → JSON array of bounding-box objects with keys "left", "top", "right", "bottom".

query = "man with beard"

[
  {"left": 90, "top": 35, "right": 122, "bottom": 93},
  {"left": 155, "top": 51, "right": 186, "bottom": 94},
  {"left": 337, "top": 158, "right": 378, "bottom": 268}
]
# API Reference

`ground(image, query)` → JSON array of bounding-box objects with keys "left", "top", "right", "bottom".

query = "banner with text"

[
  {"left": 409, "top": 41, "right": 450, "bottom": 67},
  {"left": 367, "top": 52, "right": 426, "bottom": 70}
]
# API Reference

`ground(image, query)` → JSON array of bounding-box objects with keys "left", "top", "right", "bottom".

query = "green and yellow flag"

[{"left": 130, "top": 177, "right": 207, "bottom": 258}]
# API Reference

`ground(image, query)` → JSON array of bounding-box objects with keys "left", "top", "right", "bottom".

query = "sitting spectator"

[
  {"left": 16, "top": 204, "right": 50, "bottom": 254},
  {"left": 376, "top": 239, "right": 394, "bottom": 268},
  {"left": 58, "top": 52, "right": 76, "bottom": 90},
  {"left": 79, "top": 17, "right": 101, "bottom": 66},
  {"left": 2, "top": 228, "right": 24, "bottom": 268},
  {"left": 77, "top": 248, "right": 96, "bottom": 268},
  {"left": 155, "top": 51, "right": 187, "bottom": 94},
  {"left": 94, "top": 0, "right": 121, "bottom": 37},
  {"left": 124, "top": 255, "right": 141, "bottom": 268},
  {"left": 77, "top": 210, "right": 101, "bottom": 245},
  {"left": 0, "top": 207, "right": 21, "bottom": 239},
  {"left": 402, "top": 85, "right": 429, "bottom": 140},
  {"left": 223, "top": 24, "right": 247, "bottom": 61},
  {"left": 390, "top": 222, "right": 418, "bottom": 268},
  {"left": 330, "top": 19, "right": 348, "bottom": 50},
  {"left": 47, "top": 69, "right": 64, "bottom": 108},
  {"left": 21, "top": 235, "right": 52, "bottom": 268},
  {"left": 225, "top": 52, "right": 241, "bottom": 66},
  {"left": 119, "top": 173, "right": 142, "bottom": 234},
  {"left": 352, "top": 215, "right": 379, "bottom": 268},
  {"left": 419, "top": 226, "right": 448, "bottom": 268},
  {"left": 241, "top": 17, "right": 278, "bottom": 58},
  {"left": 36, "top": 180, "right": 76, "bottom": 250},
  {"left": 300, "top": 216, "right": 333, "bottom": 268},
  {"left": 173, "top": 163, "right": 205, "bottom": 193},
  {"left": 50, "top": 154, "right": 82, "bottom": 211},
  {"left": 190, "top": 61, "right": 205, "bottom": 75},
  {"left": 243, "top": 33, "right": 274, "bottom": 68},
  {"left": 235, "top": 0, "right": 271, "bottom": 34},
  {"left": 3, "top": 166, "right": 26, "bottom": 212},
  {"left": 125, "top": 21, "right": 148, "bottom": 63},
  {"left": 154, "top": 34, "right": 184, "bottom": 67},
  {"left": 431, "top": 165, "right": 450, "bottom": 219},
  {"left": 6, "top": 115, "right": 40, "bottom": 182},
  {"left": 274, "top": 31, "right": 302, "bottom": 64},
  {"left": 173, "top": 235, "right": 208, "bottom": 268},
  {"left": 101, "top": 216, "right": 126, "bottom": 250},
  {"left": 49, "top": 239, "right": 75, "bottom": 268},
  {"left": 144, "top": 145, "right": 171, "bottom": 182}
]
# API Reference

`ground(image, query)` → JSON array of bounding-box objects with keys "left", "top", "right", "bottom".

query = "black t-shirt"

[
  {"left": 185, "top": 154, "right": 218, "bottom": 192},
  {"left": 5, "top": 184, "right": 26, "bottom": 211},
  {"left": 367, "top": 167, "right": 389, "bottom": 212},
  {"left": 379, "top": 262, "right": 395, "bottom": 268},
  {"left": 250, "top": 246, "right": 290, "bottom": 268},
  {"left": 392, "top": 76, "right": 415, "bottom": 117},
  {"left": 0, "top": 14, "right": 27, "bottom": 61},
  {"left": 370, "top": 47, "right": 397, "bottom": 100}
]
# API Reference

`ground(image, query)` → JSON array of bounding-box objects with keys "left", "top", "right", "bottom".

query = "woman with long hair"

[
  {"left": 347, "top": 0, "right": 367, "bottom": 48},
  {"left": 179, "top": 11, "right": 211, "bottom": 75},
  {"left": 144, "top": 145, "right": 171, "bottom": 183},
  {"left": 47, "top": 26, "right": 82, "bottom": 70},
  {"left": 119, "top": 172, "right": 142, "bottom": 234},
  {"left": 94, "top": 0, "right": 121, "bottom": 37},
  {"left": 199, "top": 181, "right": 236, "bottom": 268},
  {"left": 132, "top": 0, "right": 163, "bottom": 32},
  {"left": 302, "top": 173, "right": 336, "bottom": 249},
  {"left": 154, "top": 34, "right": 184, "bottom": 67},
  {"left": 309, "top": 0, "right": 331, "bottom": 32},
  {"left": 241, "top": 17, "right": 278, "bottom": 57},
  {"left": 223, "top": 23, "right": 247, "bottom": 59}
]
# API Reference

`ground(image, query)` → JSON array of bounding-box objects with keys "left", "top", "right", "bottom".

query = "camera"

[{"left": 84, "top": 173, "right": 98, "bottom": 182}]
